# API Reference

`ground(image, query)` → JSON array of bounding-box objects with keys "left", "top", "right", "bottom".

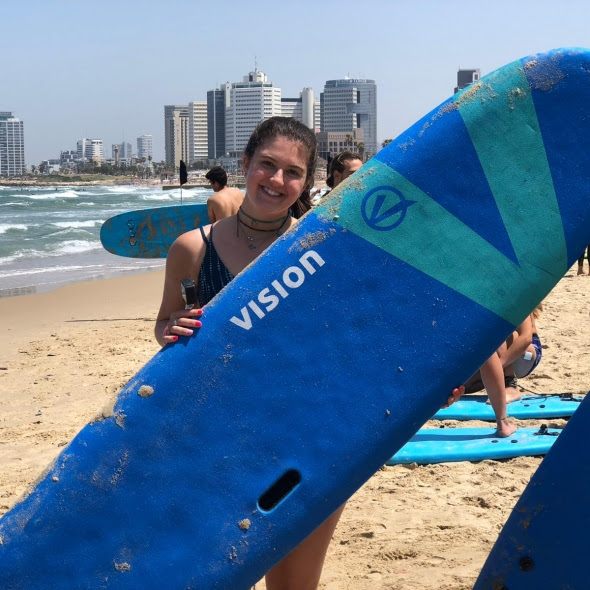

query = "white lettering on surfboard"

[{"left": 229, "top": 250, "right": 325, "bottom": 330}]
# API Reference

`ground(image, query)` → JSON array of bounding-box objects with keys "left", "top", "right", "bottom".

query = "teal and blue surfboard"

[
  {"left": 388, "top": 426, "right": 560, "bottom": 465},
  {"left": 434, "top": 393, "right": 584, "bottom": 421},
  {"left": 474, "top": 394, "right": 590, "bottom": 589},
  {"left": 100, "top": 203, "right": 209, "bottom": 258},
  {"left": 1, "top": 48, "right": 590, "bottom": 589}
]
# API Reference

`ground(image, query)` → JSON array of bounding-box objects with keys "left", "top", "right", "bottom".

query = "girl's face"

[{"left": 242, "top": 136, "right": 309, "bottom": 219}]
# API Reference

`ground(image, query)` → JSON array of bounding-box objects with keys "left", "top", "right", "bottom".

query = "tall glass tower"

[
  {"left": 0, "top": 112, "right": 25, "bottom": 177},
  {"left": 321, "top": 78, "right": 377, "bottom": 157}
]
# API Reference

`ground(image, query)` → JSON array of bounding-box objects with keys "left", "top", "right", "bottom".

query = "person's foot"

[
  {"left": 495, "top": 417, "right": 517, "bottom": 438},
  {"left": 505, "top": 386, "right": 522, "bottom": 403},
  {"left": 578, "top": 266, "right": 584, "bottom": 275}
]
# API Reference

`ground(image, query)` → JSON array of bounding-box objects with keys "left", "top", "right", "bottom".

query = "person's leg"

[
  {"left": 578, "top": 249, "right": 586, "bottom": 274},
  {"left": 265, "top": 503, "right": 346, "bottom": 590},
  {"left": 481, "top": 354, "right": 517, "bottom": 437}
]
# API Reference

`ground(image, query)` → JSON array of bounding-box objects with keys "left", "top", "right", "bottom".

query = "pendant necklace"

[{"left": 236, "top": 207, "right": 290, "bottom": 251}]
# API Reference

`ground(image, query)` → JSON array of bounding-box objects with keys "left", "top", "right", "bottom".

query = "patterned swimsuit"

[{"left": 197, "top": 226, "right": 234, "bottom": 306}]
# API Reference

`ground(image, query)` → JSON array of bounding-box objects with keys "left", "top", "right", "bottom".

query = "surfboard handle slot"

[{"left": 258, "top": 469, "right": 302, "bottom": 512}]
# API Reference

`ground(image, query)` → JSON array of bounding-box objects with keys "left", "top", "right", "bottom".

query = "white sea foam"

[
  {"left": 0, "top": 224, "right": 29, "bottom": 234},
  {"left": 53, "top": 220, "right": 101, "bottom": 229}
]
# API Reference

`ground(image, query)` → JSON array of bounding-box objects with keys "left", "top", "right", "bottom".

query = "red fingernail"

[
  {"left": 195, "top": 321, "right": 202, "bottom": 328},
  {"left": 196, "top": 309, "right": 203, "bottom": 316},
  {"left": 172, "top": 336, "right": 178, "bottom": 341}
]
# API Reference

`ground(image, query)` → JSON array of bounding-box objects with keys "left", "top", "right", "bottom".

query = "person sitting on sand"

[
  {"left": 204, "top": 165, "right": 244, "bottom": 222},
  {"left": 155, "top": 116, "right": 464, "bottom": 590}
]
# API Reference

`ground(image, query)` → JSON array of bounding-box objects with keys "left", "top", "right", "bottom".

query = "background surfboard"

[
  {"left": 2, "top": 48, "right": 590, "bottom": 589},
  {"left": 433, "top": 393, "right": 584, "bottom": 421},
  {"left": 387, "top": 426, "right": 560, "bottom": 465},
  {"left": 100, "top": 202, "right": 209, "bottom": 258},
  {"left": 474, "top": 394, "right": 590, "bottom": 589}
]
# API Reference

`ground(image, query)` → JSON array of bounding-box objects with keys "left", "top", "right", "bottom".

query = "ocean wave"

[
  {"left": 53, "top": 220, "right": 102, "bottom": 229},
  {"left": 0, "top": 223, "right": 30, "bottom": 234},
  {"left": 26, "top": 190, "right": 80, "bottom": 200}
]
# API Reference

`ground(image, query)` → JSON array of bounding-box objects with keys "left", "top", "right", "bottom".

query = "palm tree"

[
  {"left": 357, "top": 142, "right": 365, "bottom": 161},
  {"left": 381, "top": 139, "right": 393, "bottom": 148}
]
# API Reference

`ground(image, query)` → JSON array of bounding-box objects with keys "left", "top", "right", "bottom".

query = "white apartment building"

[
  {"left": 188, "top": 101, "right": 208, "bottom": 163},
  {"left": 0, "top": 112, "right": 25, "bottom": 177},
  {"left": 321, "top": 78, "right": 377, "bottom": 157},
  {"left": 225, "top": 69, "right": 282, "bottom": 154},
  {"left": 77, "top": 138, "right": 104, "bottom": 163},
  {"left": 164, "top": 105, "right": 190, "bottom": 167},
  {"left": 137, "top": 135, "right": 153, "bottom": 160},
  {"left": 281, "top": 88, "right": 321, "bottom": 131}
]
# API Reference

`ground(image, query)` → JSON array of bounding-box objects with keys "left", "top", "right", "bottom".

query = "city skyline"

[{"left": 3, "top": 0, "right": 589, "bottom": 165}]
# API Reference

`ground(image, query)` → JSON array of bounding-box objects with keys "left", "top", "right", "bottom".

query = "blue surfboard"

[
  {"left": 474, "top": 394, "right": 590, "bottom": 589},
  {"left": 387, "top": 426, "right": 560, "bottom": 465},
  {"left": 100, "top": 203, "right": 209, "bottom": 258},
  {"left": 433, "top": 393, "right": 584, "bottom": 421},
  {"left": 1, "top": 48, "right": 590, "bottom": 589}
]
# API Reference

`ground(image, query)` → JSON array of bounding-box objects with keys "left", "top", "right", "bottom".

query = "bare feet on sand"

[
  {"left": 577, "top": 265, "right": 585, "bottom": 275},
  {"left": 495, "top": 417, "right": 517, "bottom": 438},
  {"left": 505, "top": 385, "right": 522, "bottom": 403}
]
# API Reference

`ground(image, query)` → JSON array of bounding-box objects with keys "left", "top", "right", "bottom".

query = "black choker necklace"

[
  {"left": 236, "top": 209, "right": 290, "bottom": 251},
  {"left": 238, "top": 206, "right": 290, "bottom": 227}
]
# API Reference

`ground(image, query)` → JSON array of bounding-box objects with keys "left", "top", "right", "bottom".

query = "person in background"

[
  {"left": 577, "top": 244, "right": 590, "bottom": 275},
  {"left": 326, "top": 151, "right": 363, "bottom": 190},
  {"left": 156, "top": 117, "right": 463, "bottom": 590},
  {"left": 204, "top": 165, "right": 244, "bottom": 222},
  {"left": 464, "top": 306, "right": 543, "bottom": 436}
]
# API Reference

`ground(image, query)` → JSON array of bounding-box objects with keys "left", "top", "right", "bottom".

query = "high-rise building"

[
  {"left": 188, "top": 101, "right": 208, "bottom": 163},
  {"left": 454, "top": 68, "right": 480, "bottom": 93},
  {"left": 137, "top": 135, "right": 153, "bottom": 160},
  {"left": 0, "top": 111, "right": 25, "bottom": 177},
  {"left": 164, "top": 105, "right": 190, "bottom": 167},
  {"left": 111, "top": 142, "right": 132, "bottom": 159},
  {"left": 225, "top": 69, "right": 282, "bottom": 154},
  {"left": 281, "top": 87, "right": 320, "bottom": 130},
  {"left": 77, "top": 138, "right": 103, "bottom": 163},
  {"left": 207, "top": 84, "right": 230, "bottom": 159},
  {"left": 321, "top": 77, "right": 377, "bottom": 157}
]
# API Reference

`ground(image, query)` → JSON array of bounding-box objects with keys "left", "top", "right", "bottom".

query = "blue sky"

[{"left": 3, "top": 0, "right": 590, "bottom": 164}]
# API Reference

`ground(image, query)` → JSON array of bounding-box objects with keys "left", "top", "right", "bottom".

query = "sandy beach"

[{"left": 0, "top": 265, "right": 588, "bottom": 589}]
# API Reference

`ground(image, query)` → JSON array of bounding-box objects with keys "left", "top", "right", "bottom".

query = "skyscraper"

[
  {"left": 207, "top": 84, "right": 230, "bottom": 159},
  {"left": 225, "top": 69, "right": 282, "bottom": 154},
  {"left": 188, "top": 101, "right": 208, "bottom": 163},
  {"left": 137, "top": 135, "right": 153, "bottom": 160},
  {"left": 77, "top": 138, "right": 103, "bottom": 163},
  {"left": 0, "top": 111, "right": 25, "bottom": 177},
  {"left": 454, "top": 68, "right": 480, "bottom": 93},
  {"left": 321, "top": 78, "right": 377, "bottom": 157},
  {"left": 164, "top": 105, "right": 190, "bottom": 167}
]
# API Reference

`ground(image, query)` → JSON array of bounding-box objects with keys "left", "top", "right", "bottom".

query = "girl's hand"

[
  {"left": 442, "top": 385, "right": 465, "bottom": 408},
  {"left": 162, "top": 308, "right": 204, "bottom": 343}
]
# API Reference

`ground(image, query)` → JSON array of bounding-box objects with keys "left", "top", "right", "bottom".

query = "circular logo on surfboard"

[{"left": 361, "top": 186, "right": 416, "bottom": 231}]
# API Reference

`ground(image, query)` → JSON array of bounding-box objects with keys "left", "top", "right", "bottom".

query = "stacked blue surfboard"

[{"left": 1, "top": 48, "right": 590, "bottom": 589}]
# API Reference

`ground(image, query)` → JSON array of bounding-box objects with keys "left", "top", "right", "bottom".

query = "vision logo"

[
  {"left": 229, "top": 250, "right": 325, "bottom": 331},
  {"left": 361, "top": 186, "right": 416, "bottom": 231}
]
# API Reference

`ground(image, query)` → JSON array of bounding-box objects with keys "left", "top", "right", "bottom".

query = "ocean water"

[{"left": 0, "top": 184, "right": 211, "bottom": 298}]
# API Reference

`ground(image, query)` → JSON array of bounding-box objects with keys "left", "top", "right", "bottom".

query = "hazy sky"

[{"left": 3, "top": 0, "right": 590, "bottom": 164}]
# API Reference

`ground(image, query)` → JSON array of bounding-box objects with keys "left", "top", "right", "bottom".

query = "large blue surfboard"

[
  {"left": 474, "top": 394, "right": 590, "bottom": 589},
  {"left": 100, "top": 203, "right": 209, "bottom": 258},
  {"left": 433, "top": 393, "right": 584, "bottom": 421},
  {"left": 2, "top": 48, "right": 590, "bottom": 589},
  {"left": 387, "top": 426, "right": 560, "bottom": 465}
]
